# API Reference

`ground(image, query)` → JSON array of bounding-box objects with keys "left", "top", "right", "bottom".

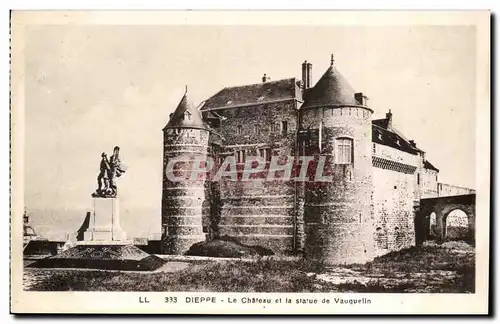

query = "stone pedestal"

[
  {"left": 83, "top": 197, "right": 127, "bottom": 242},
  {"left": 29, "top": 197, "right": 167, "bottom": 271}
]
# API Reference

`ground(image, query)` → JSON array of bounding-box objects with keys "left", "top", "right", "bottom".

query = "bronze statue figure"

[{"left": 92, "top": 146, "right": 126, "bottom": 198}]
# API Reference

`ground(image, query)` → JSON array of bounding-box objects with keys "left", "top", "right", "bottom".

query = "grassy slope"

[{"left": 25, "top": 243, "right": 474, "bottom": 292}]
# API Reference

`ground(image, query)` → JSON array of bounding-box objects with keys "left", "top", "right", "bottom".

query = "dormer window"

[
  {"left": 237, "top": 125, "right": 242, "bottom": 135},
  {"left": 378, "top": 133, "right": 383, "bottom": 140},
  {"left": 182, "top": 111, "right": 191, "bottom": 121},
  {"left": 257, "top": 96, "right": 265, "bottom": 101},
  {"left": 226, "top": 100, "right": 233, "bottom": 105}
]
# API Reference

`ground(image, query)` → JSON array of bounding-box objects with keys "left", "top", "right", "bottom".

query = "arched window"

[
  {"left": 335, "top": 137, "right": 353, "bottom": 164},
  {"left": 182, "top": 111, "right": 191, "bottom": 121}
]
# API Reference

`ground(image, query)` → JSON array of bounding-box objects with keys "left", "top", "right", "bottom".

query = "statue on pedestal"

[{"left": 92, "top": 146, "right": 126, "bottom": 198}]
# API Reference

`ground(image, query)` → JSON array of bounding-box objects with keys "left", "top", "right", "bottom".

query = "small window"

[
  {"left": 436, "top": 175, "right": 438, "bottom": 181},
  {"left": 254, "top": 125, "right": 260, "bottom": 135},
  {"left": 335, "top": 138, "right": 353, "bottom": 164},
  {"left": 226, "top": 100, "right": 233, "bottom": 105},
  {"left": 235, "top": 150, "right": 246, "bottom": 163},
  {"left": 237, "top": 125, "right": 242, "bottom": 135},
  {"left": 258, "top": 148, "right": 271, "bottom": 161},
  {"left": 281, "top": 121, "right": 288, "bottom": 136},
  {"left": 372, "top": 143, "right": 376, "bottom": 154},
  {"left": 181, "top": 111, "right": 191, "bottom": 121},
  {"left": 417, "top": 174, "right": 420, "bottom": 185}
]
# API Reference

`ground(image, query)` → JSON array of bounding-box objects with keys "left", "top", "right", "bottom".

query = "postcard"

[{"left": 10, "top": 10, "right": 490, "bottom": 314}]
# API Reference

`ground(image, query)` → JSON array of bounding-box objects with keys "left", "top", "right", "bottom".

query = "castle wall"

[
  {"left": 438, "top": 183, "right": 475, "bottom": 197},
  {"left": 372, "top": 143, "right": 418, "bottom": 256},
  {"left": 413, "top": 151, "right": 439, "bottom": 200},
  {"left": 210, "top": 99, "right": 299, "bottom": 254},
  {"left": 421, "top": 168, "right": 439, "bottom": 198},
  {"left": 162, "top": 128, "right": 209, "bottom": 254},
  {"left": 301, "top": 106, "right": 374, "bottom": 265}
]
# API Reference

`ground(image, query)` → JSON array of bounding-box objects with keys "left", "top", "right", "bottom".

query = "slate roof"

[
  {"left": 372, "top": 118, "right": 389, "bottom": 129},
  {"left": 201, "top": 78, "right": 299, "bottom": 110},
  {"left": 164, "top": 92, "right": 208, "bottom": 130},
  {"left": 373, "top": 115, "right": 439, "bottom": 171},
  {"left": 372, "top": 124, "right": 419, "bottom": 155},
  {"left": 301, "top": 65, "right": 363, "bottom": 109},
  {"left": 423, "top": 160, "right": 439, "bottom": 172}
]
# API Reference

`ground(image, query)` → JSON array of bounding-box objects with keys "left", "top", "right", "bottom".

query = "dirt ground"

[{"left": 23, "top": 241, "right": 474, "bottom": 293}]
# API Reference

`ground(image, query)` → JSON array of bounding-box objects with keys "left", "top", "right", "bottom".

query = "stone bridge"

[{"left": 415, "top": 194, "right": 475, "bottom": 245}]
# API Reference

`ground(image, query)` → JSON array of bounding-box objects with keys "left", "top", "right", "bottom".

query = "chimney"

[
  {"left": 262, "top": 73, "right": 271, "bottom": 83},
  {"left": 301, "top": 61, "right": 309, "bottom": 89},
  {"left": 355, "top": 92, "right": 368, "bottom": 106},
  {"left": 386, "top": 109, "right": 393, "bottom": 129},
  {"left": 306, "top": 62, "right": 312, "bottom": 89}
]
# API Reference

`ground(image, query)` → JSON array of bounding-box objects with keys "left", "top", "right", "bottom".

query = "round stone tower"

[
  {"left": 301, "top": 56, "right": 374, "bottom": 265},
  {"left": 162, "top": 89, "right": 210, "bottom": 254}
]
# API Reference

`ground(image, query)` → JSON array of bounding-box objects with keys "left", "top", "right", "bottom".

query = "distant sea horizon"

[{"left": 24, "top": 207, "right": 161, "bottom": 241}]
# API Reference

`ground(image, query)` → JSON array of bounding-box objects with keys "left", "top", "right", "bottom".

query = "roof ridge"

[
  {"left": 202, "top": 77, "right": 298, "bottom": 110},
  {"left": 220, "top": 77, "right": 296, "bottom": 89}
]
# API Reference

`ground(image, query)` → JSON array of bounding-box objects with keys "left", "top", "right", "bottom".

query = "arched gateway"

[{"left": 415, "top": 194, "right": 475, "bottom": 245}]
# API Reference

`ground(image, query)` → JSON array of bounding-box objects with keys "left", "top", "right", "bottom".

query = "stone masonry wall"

[
  {"left": 438, "top": 183, "right": 476, "bottom": 197},
  {"left": 207, "top": 99, "right": 300, "bottom": 254},
  {"left": 372, "top": 143, "right": 418, "bottom": 257},
  {"left": 421, "top": 169, "right": 439, "bottom": 198},
  {"left": 301, "top": 106, "right": 374, "bottom": 265},
  {"left": 162, "top": 128, "right": 209, "bottom": 254}
]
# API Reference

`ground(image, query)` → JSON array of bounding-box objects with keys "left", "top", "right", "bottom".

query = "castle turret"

[
  {"left": 300, "top": 56, "right": 374, "bottom": 265},
  {"left": 162, "top": 89, "right": 210, "bottom": 254}
]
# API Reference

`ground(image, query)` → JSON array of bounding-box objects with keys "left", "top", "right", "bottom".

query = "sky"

[{"left": 23, "top": 24, "right": 476, "bottom": 237}]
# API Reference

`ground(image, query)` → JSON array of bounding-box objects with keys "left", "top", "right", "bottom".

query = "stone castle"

[{"left": 161, "top": 55, "right": 474, "bottom": 264}]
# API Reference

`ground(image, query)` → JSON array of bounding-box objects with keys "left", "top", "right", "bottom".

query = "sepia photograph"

[{"left": 10, "top": 10, "right": 490, "bottom": 314}]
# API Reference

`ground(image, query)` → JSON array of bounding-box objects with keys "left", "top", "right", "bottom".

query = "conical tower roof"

[
  {"left": 163, "top": 89, "right": 208, "bottom": 131},
  {"left": 301, "top": 60, "right": 361, "bottom": 110}
]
